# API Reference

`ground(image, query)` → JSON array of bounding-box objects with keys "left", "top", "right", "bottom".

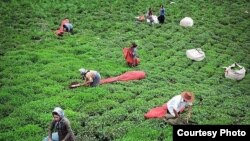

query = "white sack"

[
  {"left": 147, "top": 15, "right": 159, "bottom": 24},
  {"left": 224, "top": 63, "right": 246, "bottom": 80},
  {"left": 186, "top": 48, "right": 205, "bottom": 61},
  {"left": 180, "top": 17, "right": 194, "bottom": 27}
]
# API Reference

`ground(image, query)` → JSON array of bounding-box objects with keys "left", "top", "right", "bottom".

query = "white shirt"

[{"left": 167, "top": 95, "right": 191, "bottom": 116}]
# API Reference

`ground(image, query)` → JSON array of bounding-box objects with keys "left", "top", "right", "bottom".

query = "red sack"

[
  {"left": 144, "top": 106, "right": 167, "bottom": 119},
  {"left": 100, "top": 71, "right": 146, "bottom": 84}
]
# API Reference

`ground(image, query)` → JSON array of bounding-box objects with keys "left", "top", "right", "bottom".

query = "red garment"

[
  {"left": 56, "top": 19, "right": 70, "bottom": 36},
  {"left": 123, "top": 48, "right": 140, "bottom": 66},
  {"left": 100, "top": 71, "right": 146, "bottom": 84},
  {"left": 144, "top": 106, "right": 167, "bottom": 119},
  {"left": 144, "top": 104, "right": 186, "bottom": 119}
]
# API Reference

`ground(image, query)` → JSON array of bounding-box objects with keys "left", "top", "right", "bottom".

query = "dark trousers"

[{"left": 158, "top": 15, "right": 165, "bottom": 24}]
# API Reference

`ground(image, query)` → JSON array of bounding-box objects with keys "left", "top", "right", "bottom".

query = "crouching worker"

[
  {"left": 43, "top": 107, "right": 75, "bottom": 141},
  {"left": 163, "top": 91, "right": 194, "bottom": 120},
  {"left": 79, "top": 68, "right": 101, "bottom": 87},
  {"left": 56, "top": 18, "right": 73, "bottom": 36},
  {"left": 123, "top": 42, "right": 140, "bottom": 67},
  {"left": 146, "top": 8, "right": 154, "bottom": 23}
]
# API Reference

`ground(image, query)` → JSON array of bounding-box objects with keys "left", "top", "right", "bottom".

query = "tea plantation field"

[{"left": 0, "top": 0, "right": 249, "bottom": 140}]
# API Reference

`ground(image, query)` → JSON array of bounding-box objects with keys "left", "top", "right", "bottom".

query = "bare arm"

[
  {"left": 83, "top": 72, "right": 93, "bottom": 86},
  {"left": 173, "top": 109, "right": 179, "bottom": 118}
]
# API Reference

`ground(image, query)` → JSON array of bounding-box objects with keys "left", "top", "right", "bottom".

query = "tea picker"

[{"left": 69, "top": 70, "right": 146, "bottom": 89}]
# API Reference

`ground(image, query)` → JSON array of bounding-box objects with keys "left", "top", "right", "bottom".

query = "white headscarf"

[
  {"left": 52, "top": 107, "right": 64, "bottom": 118},
  {"left": 79, "top": 68, "right": 87, "bottom": 75}
]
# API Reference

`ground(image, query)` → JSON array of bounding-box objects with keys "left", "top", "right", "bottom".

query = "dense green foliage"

[{"left": 0, "top": 0, "right": 249, "bottom": 140}]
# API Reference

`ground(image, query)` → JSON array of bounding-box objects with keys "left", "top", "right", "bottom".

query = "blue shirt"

[{"left": 160, "top": 8, "right": 165, "bottom": 16}]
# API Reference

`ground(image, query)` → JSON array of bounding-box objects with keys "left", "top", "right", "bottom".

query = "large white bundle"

[
  {"left": 146, "top": 15, "right": 159, "bottom": 24},
  {"left": 186, "top": 48, "right": 205, "bottom": 61},
  {"left": 224, "top": 63, "right": 246, "bottom": 80},
  {"left": 180, "top": 17, "right": 194, "bottom": 27}
]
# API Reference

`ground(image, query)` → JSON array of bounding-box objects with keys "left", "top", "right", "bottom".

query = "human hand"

[
  {"left": 175, "top": 114, "right": 179, "bottom": 118},
  {"left": 83, "top": 83, "right": 90, "bottom": 86}
]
